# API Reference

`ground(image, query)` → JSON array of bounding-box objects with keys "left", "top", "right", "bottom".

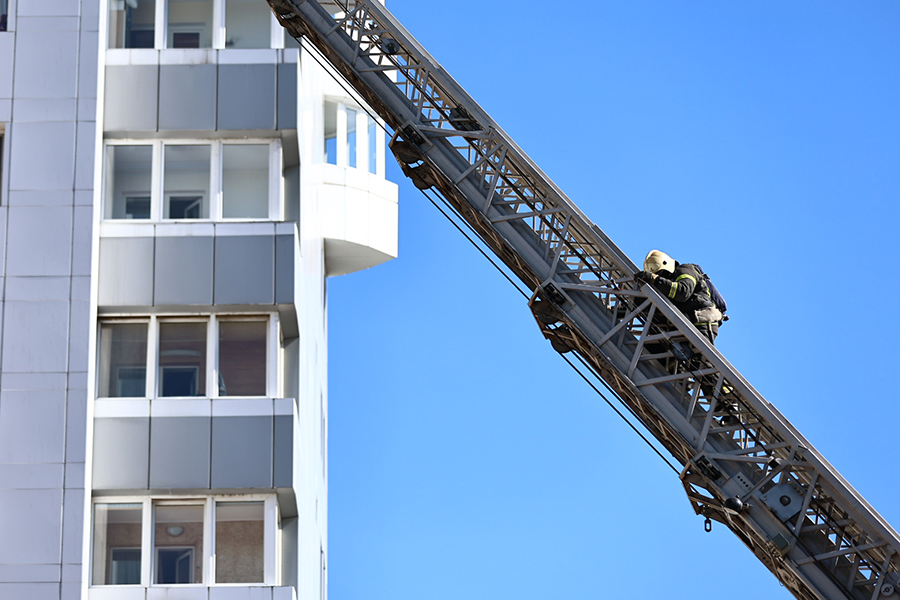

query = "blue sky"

[{"left": 327, "top": 2, "right": 900, "bottom": 598}]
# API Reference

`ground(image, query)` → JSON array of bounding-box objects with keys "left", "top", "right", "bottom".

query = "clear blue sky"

[{"left": 327, "top": 2, "right": 900, "bottom": 598}]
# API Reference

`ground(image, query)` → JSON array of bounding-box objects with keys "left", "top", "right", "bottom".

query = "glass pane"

[
  {"left": 167, "top": 0, "right": 213, "bottom": 48},
  {"left": 225, "top": 0, "right": 271, "bottom": 48},
  {"left": 222, "top": 145, "right": 269, "bottom": 219},
  {"left": 218, "top": 321, "right": 266, "bottom": 396},
  {"left": 346, "top": 107, "right": 357, "bottom": 168},
  {"left": 98, "top": 322, "right": 148, "bottom": 398},
  {"left": 164, "top": 145, "right": 210, "bottom": 219},
  {"left": 215, "top": 502, "right": 265, "bottom": 583},
  {"left": 106, "top": 146, "right": 153, "bottom": 220},
  {"left": 368, "top": 117, "right": 377, "bottom": 174},
  {"left": 324, "top": 101, "right": 337, "bottom": 165},
  {"left": 158, "top": 322, "right": 206, "bottom": 397},
  {"left": 154, "top": 505, "right": 204, "bottom": 584},
  {"left": 93, "top": 503, "right": 143, "bottom": 585},
  {"left": 108, "top": 0, "right": 156, "bottom": 48}
]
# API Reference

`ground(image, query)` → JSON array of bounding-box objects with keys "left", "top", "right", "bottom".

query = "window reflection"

[
  {"left": 158, "top": 322, "right": 207, "bottom": 397},
  {"left": 154, "top": 505, "right": 204, "bottom": 584},
  {"left": 93, "top": 503, "right": 143, "bottom": 585}
]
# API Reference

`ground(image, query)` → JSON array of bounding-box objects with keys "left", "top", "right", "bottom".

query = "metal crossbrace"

[{"left": 267, "top": 1, "right": 900, "bottom": 598}]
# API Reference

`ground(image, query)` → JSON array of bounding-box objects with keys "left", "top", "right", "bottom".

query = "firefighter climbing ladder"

[{"left": 266, "top": 1, "right": 900, "bottom": 598}]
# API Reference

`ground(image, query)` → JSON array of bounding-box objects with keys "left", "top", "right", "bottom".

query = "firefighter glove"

[{"left": 634, "top": 270, "right": 657, "bottom": 284}]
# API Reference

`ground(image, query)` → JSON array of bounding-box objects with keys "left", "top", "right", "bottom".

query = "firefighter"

[{"left": 634, "top": 249, "right": 723, "bottom": 344}]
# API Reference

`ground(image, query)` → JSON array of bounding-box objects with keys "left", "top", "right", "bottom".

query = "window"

[
  {"left": 104, "top": 145, "right": 152, "bottom": 220},
  {"left": 108, "top": 0, "right": 278, "bottom": 49},
  {"left": 97, "top": 322, "right": 148, "bottom": 398},
  {"left": 163, "top": 144, "right": 211, "bottom": 220},
  {"left": 215, "top": 501, "right": 265, "bottom": 583},
  {"left": 97, "top": 316, "right": 276, "bottom": 399},
  {"left": 92, "top": 496, "right": 278, "bottom": 587},
  {"left": 322, "top": 100, "right": 383, "bottom": 175},
  {"left": 0, "top": 0, "right": 8, "bottom": 32},
  {"left": 103, "top": 140, "right": 281, "bottom": 221},
  {"left": 92, "top": 503, "right": 143, "bottom": 585},
  {"left": 222, "top": 144, "right": 270, "bottom": 218}
]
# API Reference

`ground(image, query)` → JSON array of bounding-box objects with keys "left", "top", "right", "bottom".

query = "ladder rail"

[{"left": 268, "top": 1, "right": 900, "bottom": 598}]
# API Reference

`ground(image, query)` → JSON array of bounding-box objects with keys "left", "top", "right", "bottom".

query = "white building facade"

[{"left": 0, "top": 0, "right": 397, "bottom": 598}]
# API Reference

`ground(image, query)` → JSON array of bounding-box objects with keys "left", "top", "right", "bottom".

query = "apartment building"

[{"left": 0, "top": 0, "right": 398, "bottom": 598}]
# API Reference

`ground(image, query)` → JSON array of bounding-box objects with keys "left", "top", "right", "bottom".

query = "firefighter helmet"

[{"left": 643, "top": 250, "right": 675, "bottom": 275}]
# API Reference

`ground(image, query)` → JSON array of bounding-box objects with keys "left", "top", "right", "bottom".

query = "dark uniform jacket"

[{"left": 649, "top": 262, "right": 719, "bottom": 325}]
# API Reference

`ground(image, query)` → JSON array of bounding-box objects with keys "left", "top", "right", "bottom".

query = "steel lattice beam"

[{"left": 267, "top": 1, "right": 900, "bottom": 598}]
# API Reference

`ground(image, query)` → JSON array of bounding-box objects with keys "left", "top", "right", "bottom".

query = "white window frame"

[
  {"left": 322, "top": 99, "right": 385, "bottom": 176},
  {"left": 91, "top": 495, "right": 279, "bottom": 588},
  {"left": 103, "top": 139, "right": 283, "bottom": 223},
  {"left": 110, "top": 0, "right": 281, "bottom": 50},
  {"left": 96, "top": 314, "right": 280, "bottom": 400}
]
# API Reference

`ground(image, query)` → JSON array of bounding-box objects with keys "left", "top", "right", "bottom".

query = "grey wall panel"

[
  {"left": 67, "top": 300, "right": 90, "bottom": 374},
  {"left": 99, "top": 237, "right": 154, "bottom": 307},
  {"left": 71, "top": 206, "right": 92, "bottom": 276},
  {"left": 218, "top": 64, "right": 276, "bottom": 130},
  {"left": 149, "top": 417, "right": 210, "bottom": 489},
  {"left": 210, "top": 416, "right": 272, "bottom": 488},
  {"left": 214, "top": 235, "right": 274, "bottom": 305},
  {"left": 155, "top": 236, "right": 214, "bottom": 305},
  {"left": 0, "top": 36, "right": 13, "bottom": 99},
  {"left": 1, "top": 301, "right": 70, "bottom": 373},
  {"left": 64, "top": 389, "right": 87, "bottom": 464},
  {"left": 18, "top": 0, "right": 82, "bottom": 17},
  {"left": 0, "top": 391, "right": 66, "bottom": 464},
  {"left": 60, "top": 487, "right": 84, "bottom": 566},
  {"left": 273, "top": 415, "right": 293, "bottom": 488},
  {"left": 0, "top": 489, "right": 63, "bottom": 564},
  {"left": 281, "top": 517, "right": 298, "bottom": 588},
  {"left": 275, "top": 233, "right": 295, "bottom": 305},
  {"left": 6, "top": 206, "right": 73, "bottom": 276},
  {"left": 104, "top": 66, "right": 158, "bottom": 132},
  {"left": 8, "top": 122, "right": 77, "bottom": 191},
  {"left": 159, "top": 65, "right": 216, "bottom": 131},
  {"left": 13, "top": 30, "right": 78, "bottom": 99},
  {"left": 92, "top": 418, "right": 150, "bottom": 490},
  {"left": 277, "top": 63, "right": 297, "bottom": 130},
  {"left": 77, "top": 30, "right": 99, "bottom": 99},
  {"left": 74, "top": 121, "right": 95, "bottom": 192}
]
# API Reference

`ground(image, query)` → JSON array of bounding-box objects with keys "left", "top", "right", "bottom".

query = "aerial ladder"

[{"left": 266, "top": 1, "right": 900, "bottom": 598}]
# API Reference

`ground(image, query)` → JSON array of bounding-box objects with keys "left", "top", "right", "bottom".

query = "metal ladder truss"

[{"left": 267, "top": 1, "right": 900, "bottom": 598}]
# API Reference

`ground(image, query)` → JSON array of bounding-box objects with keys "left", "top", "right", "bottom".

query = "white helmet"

[{"left": 643, "top": 250, "right": 675, "bottom": 275}]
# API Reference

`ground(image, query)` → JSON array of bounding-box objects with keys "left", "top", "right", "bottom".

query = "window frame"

[
  {"left": 103, "top": 139, "right": 283, "bottom": 223},
  {"left": 321, "top": 98, "right": 385, "bottom": 176},
  {"left": 0, "top": 0, "right": 12, "bottom": 32},
  {"left": 108, "top": 0, "right": 284, "bottom": 50},
  {"left": 91, "top": 494, "right": 280, "bottom": 588},
  {"left": 96, "top": 314, "right": 280, "bottom": 400}
]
